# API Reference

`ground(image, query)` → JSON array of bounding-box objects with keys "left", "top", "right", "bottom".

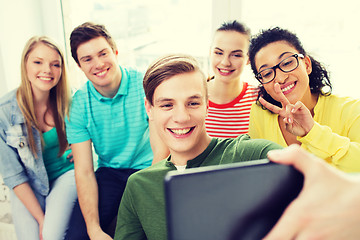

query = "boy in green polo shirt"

[{"left": 114, "top": 54, "right": 282, "bottom": 240}]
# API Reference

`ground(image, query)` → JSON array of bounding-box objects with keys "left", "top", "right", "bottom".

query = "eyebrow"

[
  {"left": 79, "top": 48, "right": 108, "bottom": 61},
  {"left": 258, "top": 51, "right": 293, "bottom": 71},
  {"left": 31, "top": 57, "right": 61, "bottom": 64},
  {"left": 214, "top": 47, "right": 244, "bottom": 54},
  {"left": 155, "top": 98, "right": 173, "bottom": 104},
  {"left": 188, "top": 95, "right": 202, "bottom": 100},
  {"left": 154, "top": 94, "right": 203, "bottom": 104},
  {"left": 31, "top": 57, "right": 44, "bottom": 60}
]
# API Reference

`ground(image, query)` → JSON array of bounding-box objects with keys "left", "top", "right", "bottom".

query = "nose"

[
  {"left": 273, "top": 68, "right": 287, "bottom": 84},
  {"left": 220, "top": 55, "right": 231, "bottom": 66},
  {"left": 172, "top": 105, "right": 190, "bottom": 123},
  {"left": 94, "top": 57, "right": 105, "bottom": 69},
  {"left": 42, "top": 64, "right": 51, "bottom": 74}
]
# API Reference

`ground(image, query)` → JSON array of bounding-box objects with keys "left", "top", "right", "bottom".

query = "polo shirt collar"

[
  {"left": 88, "top": 66, "right": 129, "bottom": 101},
  {"left": 165, "top": 138, "right": 218, "bottom": 168}
]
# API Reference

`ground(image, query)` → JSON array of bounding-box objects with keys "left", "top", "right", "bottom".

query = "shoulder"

[
  {"left": 0, "top": 89, "right": 17, "bottom": 107},
  {"left": 250, "top": 102, "right": 272, "bottom": 118},
  {"left": 121, "top": 67, "right": 146, "bottom": 97},
  {"left": 69, "top": 83, "right": 93, "bottom": 111},
  {"left": 230, "top": 134, "right": 282, "bottom": 151},
  {"left": 322, "top": 94, "right": 360, "bottom": 107},
  {"left": 68, "top": 84, "right": 92, "bottom": 123},
  {"left": 127, "top": 160, "right": 170, "bottom": 185},
  {"left": 245, "top": 82, "right": 259, "bottom": 92},
  {"left": 319, "top": 94, "right": 360, "bottom": 116},
  {"left": 0, "top": 90, "right": 20, "bottom": 123},
  {"left": 215, "top": 135, "right": 282, "bottom": 161},
  {"left": 122, "top": 66, "right": 144, "bottom": 82},
  {"left": 71, "top": 82, "right": 90, "bottom": 101},
  {"left": 236, "top": 134, "right": 279, "bottom": 144}
]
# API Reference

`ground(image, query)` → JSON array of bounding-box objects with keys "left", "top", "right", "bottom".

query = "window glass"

[
  {"left": 240, "top": 0, "right": 360, "bottom": 98},
  {"left": 62, "top": 0, "right": 212, "bottom": 87}
]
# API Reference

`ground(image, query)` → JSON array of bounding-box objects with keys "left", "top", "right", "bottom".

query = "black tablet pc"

[{"left": 164, "top": 159, "right": 303, "bottom": 240}]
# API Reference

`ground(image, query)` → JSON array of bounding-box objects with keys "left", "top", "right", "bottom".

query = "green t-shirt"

[
  {"left": 115, "top": 135, "right": 282, "bottom": 240},
  {"left": 42, "top": 128, "right": 74, "bottom": 182}
]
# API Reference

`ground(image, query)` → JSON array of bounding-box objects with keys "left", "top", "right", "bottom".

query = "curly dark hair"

[{"left": 248, "top": 27, "right": 332, "bottom": 110}]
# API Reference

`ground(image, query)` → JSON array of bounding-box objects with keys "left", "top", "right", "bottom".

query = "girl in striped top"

[{"left": 206, "top": 20, "right": 258, "bottom": 138}]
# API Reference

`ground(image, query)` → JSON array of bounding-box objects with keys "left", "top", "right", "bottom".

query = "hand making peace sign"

[{"left": 259, "top": 83, "right": 315, "bottom": 137}]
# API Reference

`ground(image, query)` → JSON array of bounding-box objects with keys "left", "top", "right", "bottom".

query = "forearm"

[
  {"left": 76, "top": 170, "right": 102, "bottom": 236},
  {"left": 72, "top": 140, "right": 108, "bottom": 239},
  {"left": 13, "top": 182, "right": 44, "bottom": 224}
]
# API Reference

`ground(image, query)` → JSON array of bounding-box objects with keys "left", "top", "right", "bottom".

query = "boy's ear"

[{"left": 144, "top": 97, "right": 153, "bottom": 121}]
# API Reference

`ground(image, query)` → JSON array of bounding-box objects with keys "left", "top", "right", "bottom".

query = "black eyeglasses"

[{"left": 255, "top": 53, "right": 305, "bottom": 84}]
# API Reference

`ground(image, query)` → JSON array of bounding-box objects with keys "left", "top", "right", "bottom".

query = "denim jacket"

[{"left": 0, "top": 90, "right": 49, "bottom": 196}]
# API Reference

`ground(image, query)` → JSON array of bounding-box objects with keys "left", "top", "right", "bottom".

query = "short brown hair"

[
  {"left": 70, "top": 22, "right": 117, "bottom": 65},
  {"left": 143, "top": 54, "right": 207, "bottom": 106}
]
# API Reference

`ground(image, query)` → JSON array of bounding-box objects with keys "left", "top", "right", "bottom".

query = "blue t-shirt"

[{"left": 66, "top": 66, "right": 153, "bottom": 169}]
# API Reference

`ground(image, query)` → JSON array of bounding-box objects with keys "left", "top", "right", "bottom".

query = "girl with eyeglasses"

[{"left": 248, "top": 27, "right": 360, "bottom": 172}]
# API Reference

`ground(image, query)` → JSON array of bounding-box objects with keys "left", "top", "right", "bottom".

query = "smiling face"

[
  {"left": 77, "top": 36, "right": 121, "bottom": 97},
  {"left": 26, "top": 43, "right": 62, "bottom": 95},
  {"left": 254, "top": 41, "right": 313, "bottom": 105},
  {"left": 145, "top": 71, "right": 211, "bottom": 162},
  {"left": 209, "top": 30, "right": 249, "bottom": 84}
]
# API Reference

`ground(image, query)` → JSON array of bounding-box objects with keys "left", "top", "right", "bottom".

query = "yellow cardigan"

[{"left": 249, "top": 94, "right": 360, "bottom": 172}]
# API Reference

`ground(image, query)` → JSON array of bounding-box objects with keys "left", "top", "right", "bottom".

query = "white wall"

[
  {"left": 1, "top": 0, "right": 360, "bottom": 99},
  {"left": 0, "top": 0, "right": 65, "bottom": 97}
]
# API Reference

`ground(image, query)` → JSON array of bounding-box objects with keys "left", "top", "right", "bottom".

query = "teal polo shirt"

[{"left": 66, "top": 66, "right": 153, "bottom": 170}]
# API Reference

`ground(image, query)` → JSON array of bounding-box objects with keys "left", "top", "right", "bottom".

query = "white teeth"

[
  {"left": 171, "top": 128, "right": 191, "bottom": 135},
  {"left": 219, "top": 69, "right": 231, "bottom": 73},
  {"left": 282, "top": 83, "right": 295, "bottom": 92},
  {"left": 96, "top": 69, "right": 107, "bottom": 77},
  {"left": 38, "top": 77, "right": 52, "bottom": 81}
]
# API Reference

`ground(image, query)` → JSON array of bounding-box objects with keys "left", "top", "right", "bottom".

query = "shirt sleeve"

[
  {"left": 114, "top": 179, "right": 147, "bottom": 240},
  {"left": 298, "top": 97, "right": 360, "bottom": 172},
  {"left": 66, "top": 91, "right": 90, "bottom": 144},
  {"left": 0, "top": 125, "right": 29, "bottom": 189},
  {"left": 298, "top": 120, "right": 360, "bottom": 172}
]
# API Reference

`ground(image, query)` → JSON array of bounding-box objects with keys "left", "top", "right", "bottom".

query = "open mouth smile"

[
  {"left": 281, "top": 82, "right": 296, "bottom": 94},
  {"left": 95, "top": 68, "right": 110, "bottom": 77},
  {"left": 37, "top": 76, "right": 53, "bottom": 82},
  {"left": 218, "top": 68, "right": 235, "bottom": 75},
  {"left": 168, "top": 127, "right": 195, "bottom": 136}
]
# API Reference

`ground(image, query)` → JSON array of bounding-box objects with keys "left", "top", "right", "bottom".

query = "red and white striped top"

[{"left": 205, "top": 82, "right": 258, "bottom": 138}]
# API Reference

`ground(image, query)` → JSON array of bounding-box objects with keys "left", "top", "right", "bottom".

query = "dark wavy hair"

[{"left": 248, "top": 27, "right": 332, "bottom": 110}]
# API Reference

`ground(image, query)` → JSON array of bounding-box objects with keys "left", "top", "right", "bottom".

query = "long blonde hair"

[{"left": 16, "top": 36, "right": 70, "bottom": 157}]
